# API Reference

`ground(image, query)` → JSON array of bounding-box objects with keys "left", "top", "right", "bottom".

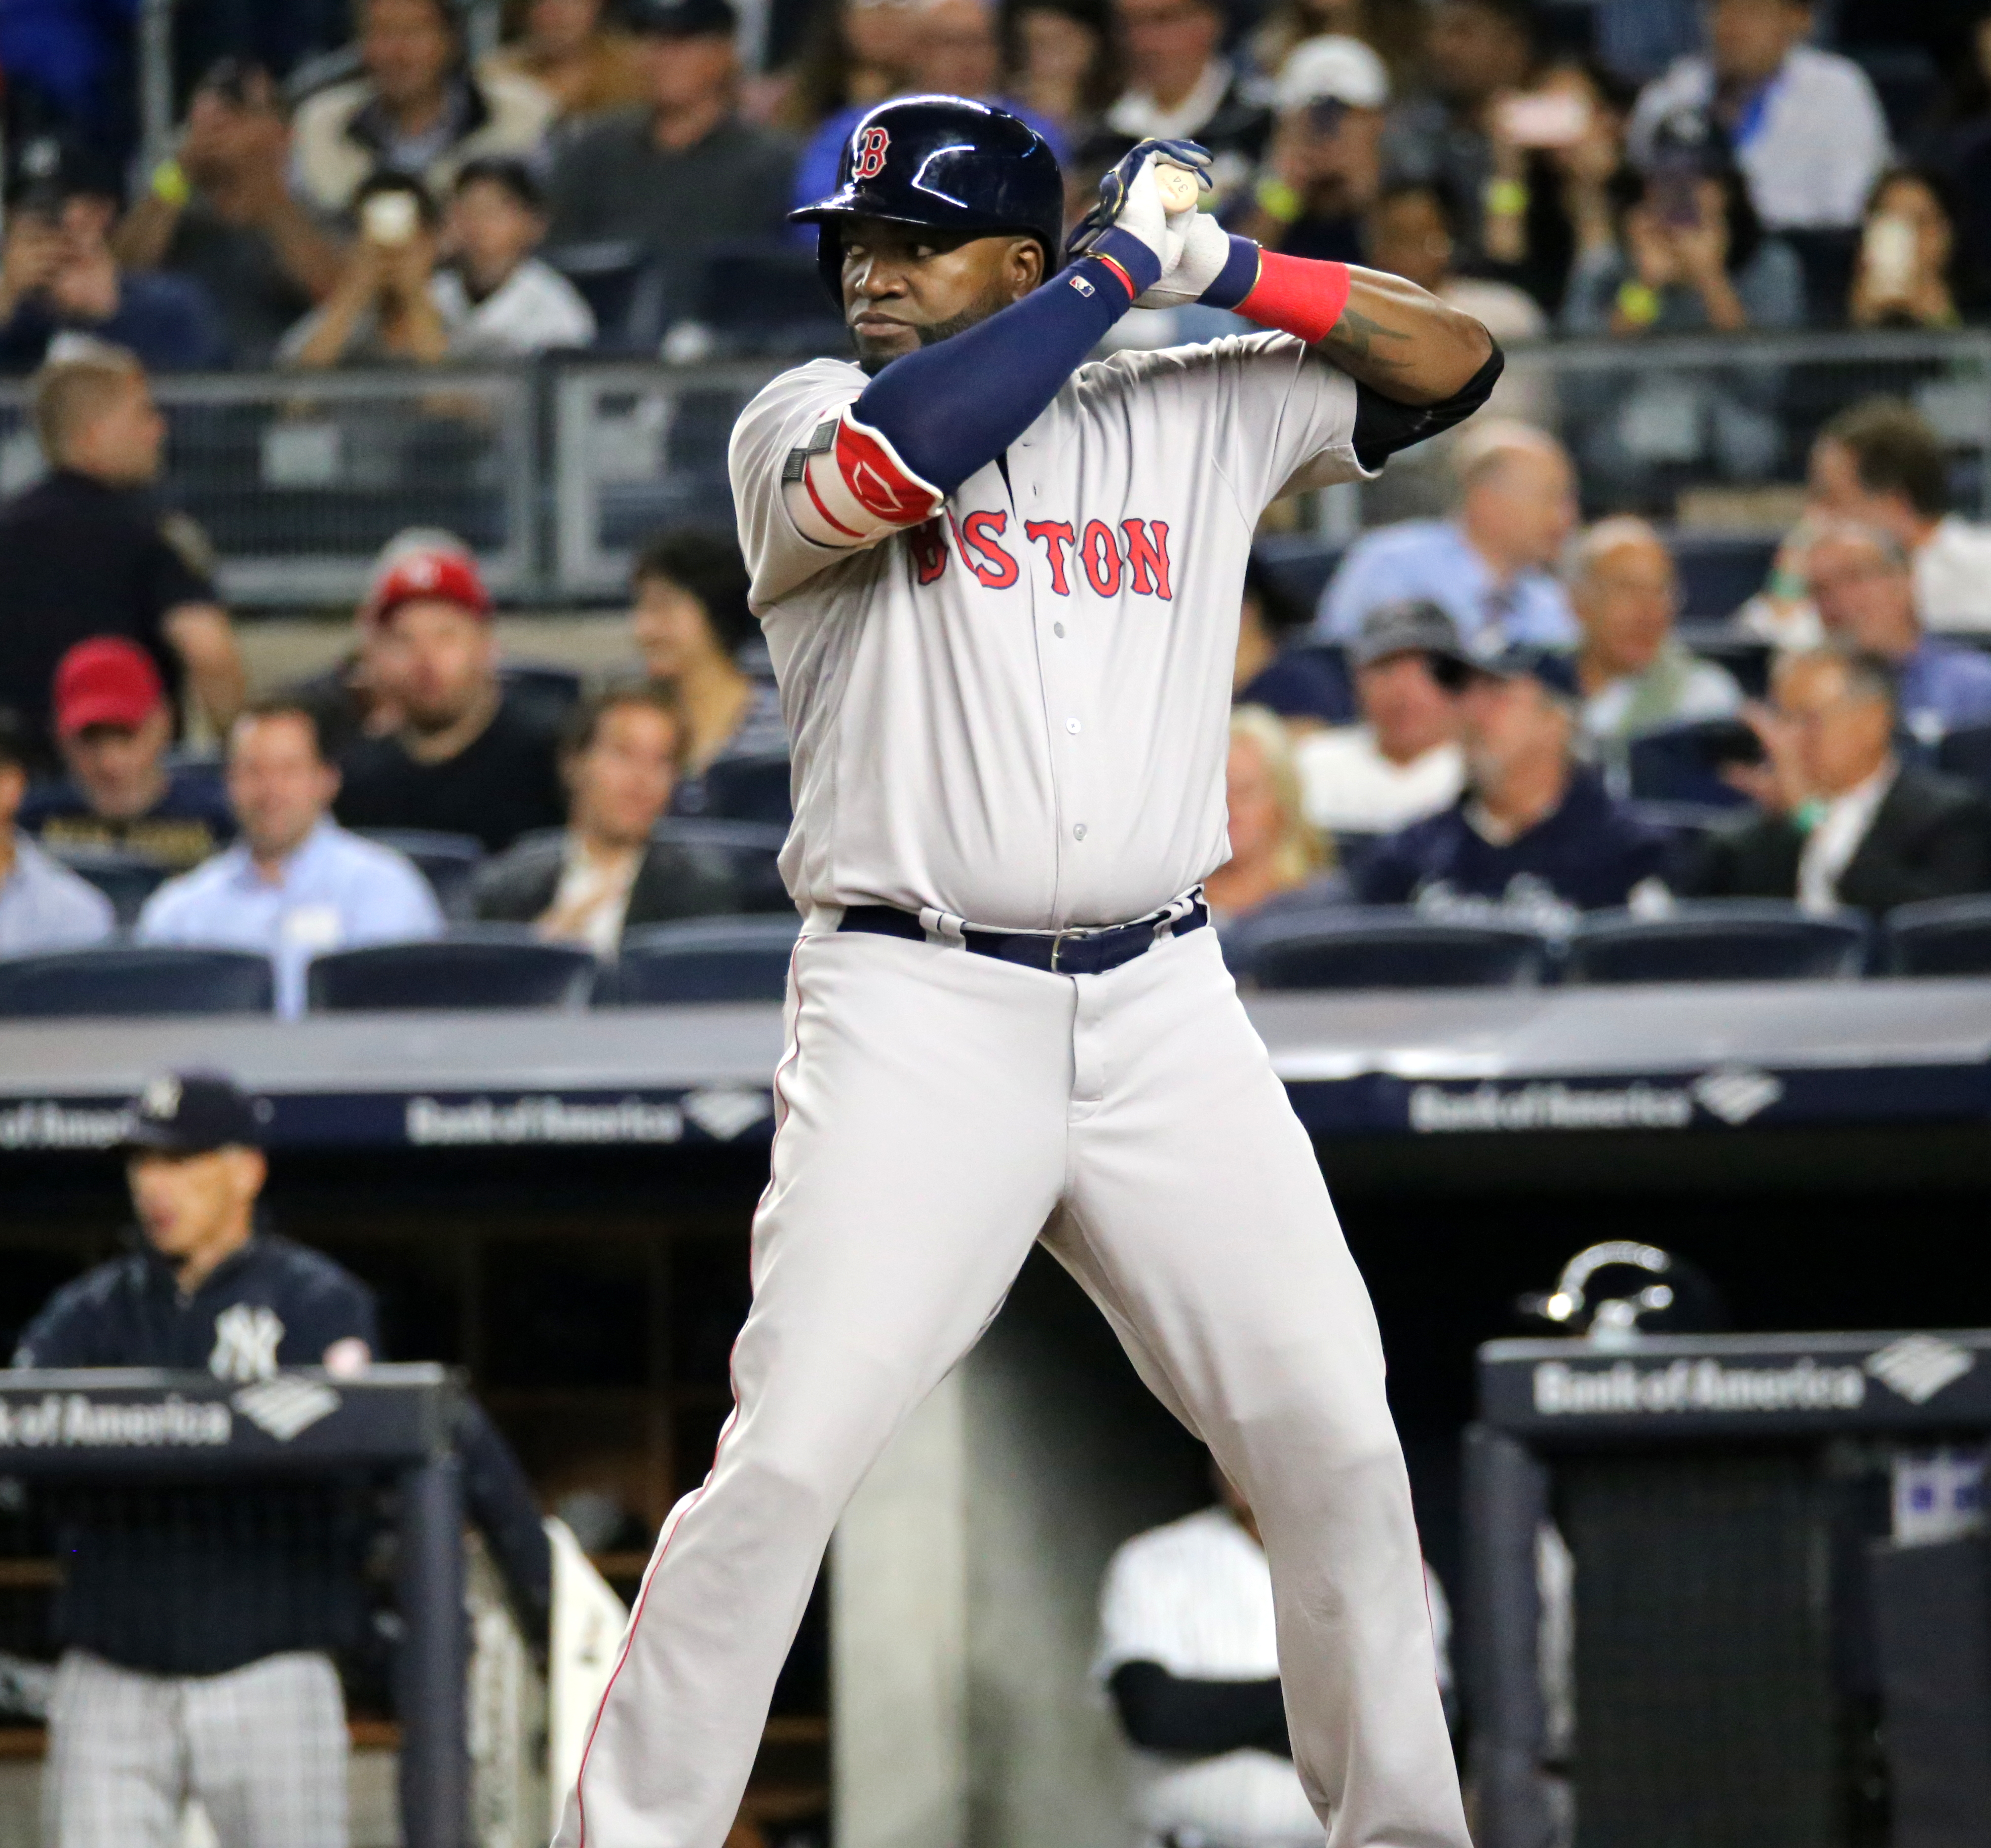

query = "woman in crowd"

[
  {"left": 629, "top": 530, "right": 788, "bottom": 817},
  {"left": 1849, "top": 167, "right": 1971, "bottom": 330},
  {"left": 1202, "top": 706, "right": 1335, "bottom": 924},
  {"left": 775, "top": 0, "right": 920, "bottom": 133},
  {"left": 1002, "top": 0, "right": 1118, "bottom": 144},
  {"left": 484, "top": 0, "right": 650, "bottom": 123}
]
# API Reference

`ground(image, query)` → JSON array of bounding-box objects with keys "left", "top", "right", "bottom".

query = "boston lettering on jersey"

[{"left": 910, "top": 511, "right": 1174, "bottom": 599}]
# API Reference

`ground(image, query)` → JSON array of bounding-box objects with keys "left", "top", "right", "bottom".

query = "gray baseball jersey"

[{"left": 729, "top": 331, "right": 1368, "bottom": 930}]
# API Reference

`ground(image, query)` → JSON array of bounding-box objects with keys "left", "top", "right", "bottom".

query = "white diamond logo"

[
  {"left": 683, "top": 1087, "right": 773, "bottom": 1142},
  {"left": 1692, "top": 1067, "right": 1784, "bottom": 1126},
  {"left": 1867, "top": 1335, "right": 1975, "bottom": 1406},
  {"left": 232, "top": 1378, "right": 341, "bottom": 1442}
]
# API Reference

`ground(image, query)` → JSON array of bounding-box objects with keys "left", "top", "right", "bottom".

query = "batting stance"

[{"left": 559, "top": 96, "right": 1498, "bottom": 1848}]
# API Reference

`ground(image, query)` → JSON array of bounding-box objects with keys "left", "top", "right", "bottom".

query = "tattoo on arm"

[{"left": 1318, "top": 305, "right": 1413, "bottom": 374}]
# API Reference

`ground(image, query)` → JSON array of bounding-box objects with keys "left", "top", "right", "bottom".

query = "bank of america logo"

[
  {"left": 232, "top": 1378, "right": 341, "bottom": 1441},
  {"left": 1692, "top": 1067, "right": 1783, "bottom": 1126},
  {"left": 1866, "top": 1335, "right": 1975, "bottom": 1406}
]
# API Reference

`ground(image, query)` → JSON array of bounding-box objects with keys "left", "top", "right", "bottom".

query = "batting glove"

[
  {"left": 1066, "top": 138, "right": 1213, "bottom": 276},
  {"left": 1134, "top": 206, "right": 1232, "bottom": 310}
]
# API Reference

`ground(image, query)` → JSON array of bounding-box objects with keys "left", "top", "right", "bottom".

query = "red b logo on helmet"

[{"left": 852, "top": 125, "right": 891, "bottom": 182}]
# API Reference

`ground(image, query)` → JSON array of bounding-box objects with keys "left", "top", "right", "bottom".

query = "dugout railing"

[
  {"left": 0, "top": 1364, "right": 469, "bottom": 1848},
  {"left": 1466, "top": 1329, "right": 1991, "bottom": 1848},
  {"left": 0, "top": 327, "right": 1988, "bottom": 608}
]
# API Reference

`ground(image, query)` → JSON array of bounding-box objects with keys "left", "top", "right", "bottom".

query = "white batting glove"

[
  {"left": 1134, "top": 206, "right": 1232, "bottom": 310},
  {"left": 1066, "top": 138, "right": 1213, "bottom": 277}
]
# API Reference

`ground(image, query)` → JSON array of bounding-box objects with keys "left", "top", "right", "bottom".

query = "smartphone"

[
  {"left": 1864, "top": 213, "right": 1917, "bottom": 296},
  {"left": 1495, "top": 90, "right": 1591, "bottom": 150},
  {"left": 362, "top": 190, "right": 418, "bottom": 247},
  {"left": 1648, "top": 157, "right": 1703, "bottom": 229}
]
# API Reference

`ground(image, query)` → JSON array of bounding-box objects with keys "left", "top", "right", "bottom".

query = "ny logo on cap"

[
  {"left": 852, "top": 125, "right": 890, "bottom": 182},
  {"left": 143, "top": 1075, "right": 182, "bottom": 1121}
]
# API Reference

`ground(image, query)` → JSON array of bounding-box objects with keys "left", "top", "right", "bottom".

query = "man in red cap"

[
  {"left": 332, "top": 533, "right": 565, "bottom": 852},
  {"left": 22, "top": 637, "right": 237, "bottom": 870}
]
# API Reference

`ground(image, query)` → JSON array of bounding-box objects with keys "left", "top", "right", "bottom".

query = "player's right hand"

[{"left": 1066, "top": 139, "right": 1213, "bottom": 275}]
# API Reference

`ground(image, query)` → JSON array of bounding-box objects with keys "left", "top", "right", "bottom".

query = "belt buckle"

[{"left": 1049, "top": 927, "right": 1089, "bottom": 974}]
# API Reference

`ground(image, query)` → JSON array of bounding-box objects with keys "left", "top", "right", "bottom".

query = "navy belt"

[{"left": 838, "top": 897, "right": 1207, "bottom": 976}]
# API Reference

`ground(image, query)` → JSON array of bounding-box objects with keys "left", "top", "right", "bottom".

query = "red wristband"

[{"left": 1236, "top": 252, "right": 1351, "bottom": 345}]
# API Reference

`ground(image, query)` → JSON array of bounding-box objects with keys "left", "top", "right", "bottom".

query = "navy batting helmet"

[{"left": 789, "top": 95, "right": 1065, "bottom": 305}]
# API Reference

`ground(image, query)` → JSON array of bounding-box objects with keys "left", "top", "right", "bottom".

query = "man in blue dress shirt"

[
  {"left": 137, "top": 699, "right": 440, "bottom": 1015},
  {"left": 0, "top": 705, "right": 113, "bottom": 954},
  {"left": 1317, "top": 421, "right": 1580, "bottom": 648}
]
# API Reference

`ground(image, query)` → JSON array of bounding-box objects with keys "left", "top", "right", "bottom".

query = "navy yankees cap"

[{"left": 123, "top": 1071, "right": 270, "bottom": 1154}]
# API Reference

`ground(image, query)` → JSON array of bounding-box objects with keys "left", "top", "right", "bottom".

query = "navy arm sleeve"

[
  {"left": 851, "top": 232, "right": 1162, "bottom": 496},
  {"left": 1108, "top": 1661, "right": 1292, "bottom": 1757}
]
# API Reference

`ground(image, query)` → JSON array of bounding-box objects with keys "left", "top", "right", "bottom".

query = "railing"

[{"left": 9, "top": 330, "right": 1987, "bottom": 610}]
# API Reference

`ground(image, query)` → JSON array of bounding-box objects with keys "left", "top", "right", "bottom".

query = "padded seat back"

[
  {"left": 1883, "top": 895, "right": 1991, "bottom": 977},
  {"left": 1564, "top": 902, "right": 1867, "bottom": 985},
  {"left": 0, "top": 946, "right": 274, "bottom": 1017},
  {"left": 306, "top": 930, "right": 596, "bottom": 1011},
  {"left": 606, "top": 915, "right": 801, "bottom": 1005},
  {"left": 355, "top": 830, "right": 485, "bottom": 920},
  {"left": 1231, "top": 910, "right": 1554, "bottom": 991}
]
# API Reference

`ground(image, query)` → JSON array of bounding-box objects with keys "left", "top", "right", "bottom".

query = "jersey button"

[
  {"left": 1065, "top": 717, "right": 1081, "bottom": 735},
  {"left": 1053, "top": 622, "right": 1065, "bottom": 638},
  {"left": 1073, "top": 823, "right": 1087, "bottom": 840}
]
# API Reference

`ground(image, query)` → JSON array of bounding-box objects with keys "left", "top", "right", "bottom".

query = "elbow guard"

[
  {"left": 1350, "top": 342, "right": 1505, "bottom": 471},
  {"left": 782, "top": 409, "right": 945, "bottom": 550}
]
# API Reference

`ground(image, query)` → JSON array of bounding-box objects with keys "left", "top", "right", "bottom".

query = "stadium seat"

[
  {"left": 604, "top": 915, "right": 802, "bottom": 1005},
  {"left": 695, "top": 752, "right": 793, "bottom": 826},
  {"left": 1936, "top": 722, "right": 1991, "bottom": 800},
  {"left": 1667, "top": 538, "right": 1776, "bottom": 624},
  {"left": 356, "top": 830, "right": 485, "bottom": 920},
  {"left": 497, "top": 661, "right": 584, "bottom": 734},
  {"left": 305, "top": 930, "right": 597, "bottom": 1012},
  {"left": 544, "top": 239, "right": 650, "bottom": 350},
  {"left": 1228, "top": 909, "right": 1554, "bottom": 991},
  {"left": 1563, "top": 901, "right": 1868, "bottom": 985},
  {"left": 1626, "top": 718, "right": 1758, "bottom": 809},
  {"left": 43, "top": 843, "right": 172, "bottom": 928},
  {"left": 0, "top": 946, "right": 274, "bottom": 1018},
  {"left": 694, "top": 245, "right": 845, "bottom": 356},
  {"left": 1250, "top": 536, "right": 1345, "bottom": 615},
  {"left": 651, "top": 818, "right": 792, "bottom": 912},
  {"left": 1673, "top": 623, "right": 1772, "bottom": 699},
  {"left": 1883, "top": 895, "right": 1991, "bottom": 977}
]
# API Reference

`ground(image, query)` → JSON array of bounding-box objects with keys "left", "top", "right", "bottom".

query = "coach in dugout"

[{"left": 13, "top": 1069, "right": 550, "bottom": 1848}]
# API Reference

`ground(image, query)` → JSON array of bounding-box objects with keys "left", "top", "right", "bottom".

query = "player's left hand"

[
  {"left": 1067, "top": 138, "right": 1213, "bottom": 274},
  {"left": 1134, "top": 205, "right": 1232, "bottom": 311}
]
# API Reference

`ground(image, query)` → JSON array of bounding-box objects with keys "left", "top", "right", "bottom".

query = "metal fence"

[{"left": 13, "top": 330, "right": 1990, "bottom": 610}]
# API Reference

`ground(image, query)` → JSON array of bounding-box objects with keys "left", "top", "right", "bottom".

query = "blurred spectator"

[
  {"left": 1249, "top": 0, "right": 1425, "bottom": 96},
  {"left": 1294, "top": 599, "right": 1466, "bottom": 835},
  {"left": 1570, "top": 517, "right": 1741, "bottom": 780},
  {"left": 1366, "top": 180, "right": 1545, "bottom": 349},
  {"left": 1694, "top": 644, "right": 1991, "bottom": 914},
  {"left": 433, "top": 157, "right": 596, "bottom": 355},
  {"left": 0, "top": 345, "right": 243, "bottom": 757},
  {"left": 1357, "top": 643, "right": 1673, "bottom": 924},
  {"left": 1377, "top": 0, "right": 1537, "bottom": 267},
  {"left": 1230, "top": 37, "right": 1389, "bottom": 264},
  {"left": 335, "top": 539, "right": 566, "bottom": 851},
  {"left": 547, "top": 0, "right": 795, "bottom": 324},
  {"left": 1202, "top": 705, "right": 1331, "bottom": 923},
  {"left": 476, "top": 682, "right": 741, "bottom": 950},
  {"left": 1560, "top": 118, "right": 1802, "bottom": 505},
  {"left": 1628, "top": 0, "right": 1888, "bottom": 236},
  {"left": 484, "top": 0, "right": 653, "bottom": 123},
  {"left": 22, "top": 638, "right": 235, "bottom": 871},
  {"left": 1317, "top": 421, "right": 1579, "bottom": 647},
  {"left": 0, "top": 145, "right": 227, "bottom": 374},
  {"left": 1850, "top": 168, "right": 1969, "bottom": 329},
  {"left": 111, "top": 60, "right": 345, "bottom": 367},
  {"left": 1004, "top": 0, "right": 1119, "bottom": 144},
  {"left": 0, "top": 707, "right": 114, "bottom": 954},
  {"left": 1105, "top": 0, "right": 1270, "bottom": 201},
  {"left": 280, "top": 171, "right": 449, "bottom": 366},
  {"left": 1807, "top": 399, "right": 1991, "bottom": 634},
  {"left": 1234, "top": 555, "right": 1349, "bottom": 730},
  {"left": 630, "top": 530, "right": 788, "bottom": 815},
  {"left": 777, "top": 0, "right": 921, "bottom": 136},
  {"left": 1920, "top": 13, "right": 1991, "bottom": 309},
  {"left": 292, "top": 0, "right": 556, "bottom": 217},
  {"left": 794, "top": 0, "right": 1068, "bottom": 214},
  {"left": 1803, "top": 522, "right": 1991, "bottom": 743},
  {"left": 138, "top": 702, "right": 443, "bottom": 1016}
]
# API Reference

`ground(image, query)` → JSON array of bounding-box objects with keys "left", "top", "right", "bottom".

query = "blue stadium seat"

[
  {"left": 498, "top": 661, "right": 585, "bottom": 734},
  {"left": 697, "top": 752, "right": 793, "bottom": 826},
  {"left": 1563, "top": 902, "right": 1868, "bottom": 985},
  {"left": 1667, "top": 536, "right": 1776, "bottom": 622},
  {"left": 694, "top": 245, "right": 845, "bottom": 356},
  {"left": 1228, "top": 909, "right": 1554, "bottom": 991},
  {"left": 650, "top": 818, "right": 791, "bottom": 912},
  {"left": 1674, "top": 623, "right": 1772, "bottom": 699},
  {"left": 0, "top": 946, "right": 274, "bottom": 1018},
  {"left": 1626, "top": 719, "right": 1758, "bottom": 809},
  {"left": 305, "top": 930, "right": 596, "bottom": 1012},
  {"left": 543, "top": 239, "right": 650, "bottom": 350},
  {"left": 43, "top": 843, "right": 173, "bottom": 928},
  {"left": 1250, "top": 537, "right": 1345, "bottom": 617},
  {"left": 604, "top": 915, "right": 801, "bottom": 1005},
  {"left": 1936, "top": 722, "right": 1991, "bottom": 801},
  {"left": 355, "top": 830, "right": 485, "bottom": 920},
  {"left": 1883, "top": 895, "right": 1991, "bottom": 978}
]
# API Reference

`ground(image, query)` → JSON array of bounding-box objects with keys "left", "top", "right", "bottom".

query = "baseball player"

[{"left": 559, "top": 96, "right": 1498, "bottom": 1848}]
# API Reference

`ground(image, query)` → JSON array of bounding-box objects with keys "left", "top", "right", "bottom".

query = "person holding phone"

[
  {"left": 1850, "top": 168, "right": 1966, "bottom": 330},
  {"left": 279, "top": 171, "right": 449, "bottom": 368},
  {"left": 1230, "top": 34, "right": 1388, "bottom": 261}
]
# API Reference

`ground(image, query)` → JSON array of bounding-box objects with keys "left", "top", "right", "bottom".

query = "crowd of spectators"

[{"left": 5, "top": 0, "right": 1991, "bottom": 375}]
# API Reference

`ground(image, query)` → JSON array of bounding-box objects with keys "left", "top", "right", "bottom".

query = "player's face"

[
  {"left": 128, "top": 1146, "right": 265, "bottom": 1261},
  {"left": 839, "top": 219, "right": 1046, "bottom": 371}
]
